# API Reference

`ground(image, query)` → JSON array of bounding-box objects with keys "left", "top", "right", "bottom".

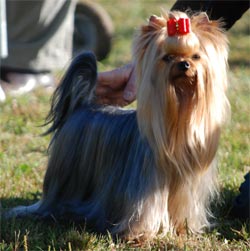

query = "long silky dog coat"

[{"left": 6, "top": 11, "right": 229, "bottom": 239}]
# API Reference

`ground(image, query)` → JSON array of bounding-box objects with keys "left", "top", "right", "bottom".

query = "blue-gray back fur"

[{"left": 28, "top": 52, "right": 158, "bottom": 234}]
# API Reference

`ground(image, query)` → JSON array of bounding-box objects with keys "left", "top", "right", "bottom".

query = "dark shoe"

[{"left": 230, "top": 172, "right": 250, "bottom": 220}]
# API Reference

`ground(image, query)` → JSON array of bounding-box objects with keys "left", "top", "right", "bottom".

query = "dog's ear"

[
  {"left": 192, "top": 12, "right": 210, "bottom": 24},
  {"left": 149, "top": 15, "right": 166, "bottom": 28},
  {"left": 191, "top": 12, "right": 224, "bottom": 32},
  {"left": 142, "top": 15, "right": 166, "bottom": 32}
]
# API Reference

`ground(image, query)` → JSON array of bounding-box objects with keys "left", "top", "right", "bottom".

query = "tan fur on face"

[{"left": 133, "top": 11, "right": 229, "bottom": 233}]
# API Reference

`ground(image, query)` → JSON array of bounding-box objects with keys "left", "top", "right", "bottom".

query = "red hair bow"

[{"left": 167, "top": 18, "right": 191, "bottom": 36}]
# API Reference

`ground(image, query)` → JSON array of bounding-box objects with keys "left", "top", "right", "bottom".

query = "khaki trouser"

[{"left": 1, "top": 0, "right": 76, "bottom": 72}]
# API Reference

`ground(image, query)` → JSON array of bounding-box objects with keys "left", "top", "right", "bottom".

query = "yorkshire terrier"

[{"left": 6, "top": 11, "right": 230, "bottom": 239}]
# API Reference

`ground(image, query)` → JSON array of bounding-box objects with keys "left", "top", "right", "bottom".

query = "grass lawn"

[{"left": 0, "top": 1, "right": 249, "bottom": 250}]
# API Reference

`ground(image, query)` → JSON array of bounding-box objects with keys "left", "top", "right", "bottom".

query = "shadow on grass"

[
  {"left": 0, "top": 197, "right": 98, "bottom": 251},
  {"left": 0, "top": 187, "right": 249, "bottom": 250},
  {"left": 0, "top": 192, "right": 42, "bottom": 211},
  {"left": 211, "top": 187, "right": 250, "bottom": 241}
]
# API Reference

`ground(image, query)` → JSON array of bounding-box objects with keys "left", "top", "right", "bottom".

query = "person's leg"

[
  {"left": 2, "top": 0, "right": 76, "bottom": 71},
  {"left": 171, "top": 0, "right": 249, "bottom": 30},
  {"left": 0, "top": 0, "right": 76, "bottom": 99}
]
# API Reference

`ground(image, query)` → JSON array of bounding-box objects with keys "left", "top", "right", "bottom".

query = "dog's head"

[
  {"left": 133, "top": 11, "right": 230, "bottom": 173},
  {"left": 134, "top": 10, "right": 229, "bottom": 105}
]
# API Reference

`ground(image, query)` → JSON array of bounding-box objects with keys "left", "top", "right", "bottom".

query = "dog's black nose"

[{"left": 178, "top": 61, "right": 190, "bottom": 71}]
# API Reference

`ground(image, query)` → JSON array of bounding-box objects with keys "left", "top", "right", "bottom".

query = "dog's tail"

[{"left": 45, "top": 52, "right": 97, "bottom": 134}]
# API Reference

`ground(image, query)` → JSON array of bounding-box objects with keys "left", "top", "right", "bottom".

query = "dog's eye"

[
  {"left": 192, "top": 54, "right": 200, "bottom": 60},
  {"left": 162, "top": 54, "right": 175, "bottom": 63}
]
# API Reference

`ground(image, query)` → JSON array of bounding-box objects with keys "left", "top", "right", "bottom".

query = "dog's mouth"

[
  {"left": 173, "top": 71, "right": 197, "bottom": 82},
  {"left": 170, "top": 72, "right": 197, "bottom": 95}
]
